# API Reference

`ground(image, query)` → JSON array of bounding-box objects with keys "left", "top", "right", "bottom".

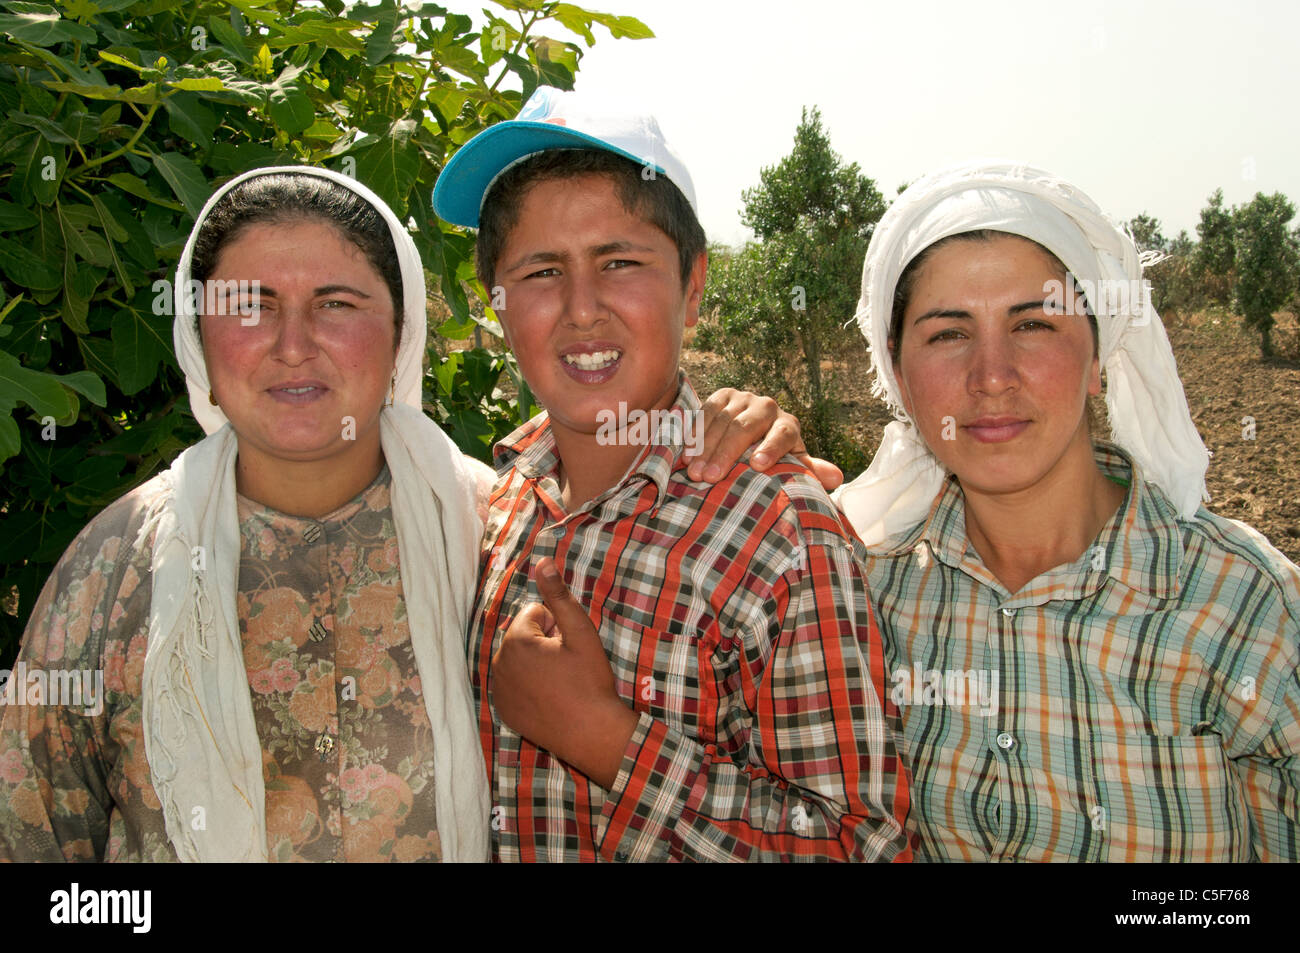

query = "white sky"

[{"left": 560, "top": 0, "right": 1300, "bottom": 247}]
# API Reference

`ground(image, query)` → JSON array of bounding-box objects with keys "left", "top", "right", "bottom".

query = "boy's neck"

[
  {"left": 549, "top": 383, "right": 687, "bottom": 512},
  {"left": 553, "top": 429, "right": 643, "bottom": 512}
]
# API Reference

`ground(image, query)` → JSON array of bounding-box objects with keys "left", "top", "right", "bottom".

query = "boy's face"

[{"left": 494, "top": 172, "right": 706, "bottom": 444}]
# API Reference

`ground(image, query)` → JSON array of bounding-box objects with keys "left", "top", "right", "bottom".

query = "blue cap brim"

[{"left": 433, "top": 120, "right": 664, "bottom": 228}]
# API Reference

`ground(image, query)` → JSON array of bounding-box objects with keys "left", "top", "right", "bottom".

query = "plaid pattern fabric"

[
  {"left": 864, "top": 443, "right": 1300, "bottom": 862},
  {"left": 470, "top": 379, "right": 911, "bottom": 862}
]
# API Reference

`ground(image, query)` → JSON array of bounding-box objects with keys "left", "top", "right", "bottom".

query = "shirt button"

[
  {"left": 1001, "top": 607, "right": 1016, "bottom": 618},
  {"left": 304, "top": 523, "right": 322, "bottom": 544},
  {"left": 996, "top": 732, "right": 1015, "bottom": 750},
  {"left": 613, "top": 850, "right": 630, "bottom": 862}
]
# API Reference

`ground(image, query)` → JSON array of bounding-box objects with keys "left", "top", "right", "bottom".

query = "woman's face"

[
  {"left": 893, "top": 233, "right": 1100, "bottom": 497},
  {"left": 200, "top": 219, "right": 397, "bottom": 473}
]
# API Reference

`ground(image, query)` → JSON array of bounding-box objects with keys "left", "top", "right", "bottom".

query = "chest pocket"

[
  {"left": 597, "top": 606, "right": 734, "bottom": 747},
  {"left": 1092, "top": 732, "right": 1251, "bottom": 862}
]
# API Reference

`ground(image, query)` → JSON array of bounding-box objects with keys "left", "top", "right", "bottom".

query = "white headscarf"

[
  {"left": 834, "top": 160, "right": 1210, "bottom": 545},
  {"left": 141, "top": 166, "right": 490, "bottom": 861}
]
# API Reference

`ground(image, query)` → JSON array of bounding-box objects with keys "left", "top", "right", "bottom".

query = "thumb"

[
  {"left": 798, "top": 453, "right": 844, "bottom": 493},
  {"left": 534, "top": 556, "right": 598, "bottom": 648}
]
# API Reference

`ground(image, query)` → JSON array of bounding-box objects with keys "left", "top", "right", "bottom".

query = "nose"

[
  {"left": 269, "top": 302, "right": 319, "bottom": 365},
  {"left": 966, "top": 329, "right": 1020, "bottom": 397},
  {"left": 562, "top": 268, "right": 607, "bottom": 330}
]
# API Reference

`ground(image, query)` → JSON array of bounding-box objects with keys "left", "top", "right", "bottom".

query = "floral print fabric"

[{"left": 0, "top": 465, "right": 442, "bottom": 862}]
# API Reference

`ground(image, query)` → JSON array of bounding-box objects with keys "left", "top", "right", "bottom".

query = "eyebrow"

[
  {"left": 503, "top": 240, "right": 658, "bottom": 273},
  {"left": 213, "top": 284, "right": 372, "bottom": 299},
  {"left": 912, "top": 299, "right": 1052, "bottom": 323}
]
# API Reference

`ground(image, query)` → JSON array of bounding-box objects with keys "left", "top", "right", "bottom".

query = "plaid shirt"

[
  {"left": 864, "top": 443, "right": 1300, "bottom": 862},
  {"left": 469, "top": 379, "right": 911, "bottom": 862}
]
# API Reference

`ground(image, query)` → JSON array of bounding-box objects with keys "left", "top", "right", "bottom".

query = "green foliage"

[
  {"left": 1195, "top": 188, "right": 1236, "bottom": 306},
  {"left": 429, "top": 344, "right": 539, "bottom": 460},
  {"left": 700, "top": 107, "right": 883, "bottom": 473},
  {"left": 1232, "top": 192, "right": 1298, "bottom": 358},
  {"left": 1126, "top": 214, "right": 1197, "bottom": 318},
  {"left": 1126, "top": 212, "right": 1168, "bottom": 254},
  {"left": 0, "top": 0, "right": 649, "bottom": 662}
]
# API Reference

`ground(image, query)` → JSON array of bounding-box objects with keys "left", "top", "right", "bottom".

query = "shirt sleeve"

[
  {"left": 0, "top": 495, "right": 151, "bottom": 862},
  {"left": 596, "top": 516, "right": 913, "bottom": 862},
  {"left": 1235, "top": 646, "right": 1300, "bottom": 861}
]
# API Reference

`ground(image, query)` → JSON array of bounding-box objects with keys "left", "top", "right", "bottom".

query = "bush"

[{"left": 700, "top": 107, "right": 882, "bottom": 473}]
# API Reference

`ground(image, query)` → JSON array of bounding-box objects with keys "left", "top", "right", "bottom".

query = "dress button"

[
  {"left": 613, "top": 850, "right": 630, "bottom": 862},
  {"left": 309, "top": 619, "right": 328, "bottom": 642},
  {"left": 314, "top": 732, "right": 335, "bottom": 761},
  {"left": 304, "top": 523, "right": 322, "bottom": 544},
  {"left": 996, "top": 731, "right": 1015, "bottom": 749},
  {"left": 1001, "top": 607, "right": 1016, "bottom": 618}
]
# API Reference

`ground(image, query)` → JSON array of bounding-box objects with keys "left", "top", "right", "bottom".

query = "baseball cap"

[{"left": 433, "top": 87, "right": 698, "bottom": 228}]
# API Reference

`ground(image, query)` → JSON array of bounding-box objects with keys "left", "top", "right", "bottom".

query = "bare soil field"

[{"left": 681, "top": 311, "right": 1300, "bottom": 566}]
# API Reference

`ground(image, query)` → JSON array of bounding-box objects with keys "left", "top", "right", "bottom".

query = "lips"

[
  {"left": 267, "top": 379, "right": 329, "bottom": 404},
  {"left": 963, "top": 416, "right": 1029, "bottom": 444},
  {"left": 558, "top": 342, "right": 622, "bottom": 383}
]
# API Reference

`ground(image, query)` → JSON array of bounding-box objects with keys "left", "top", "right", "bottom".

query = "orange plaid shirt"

[{"left": 469, "top": 379, "right": 912, "bottom": 861}]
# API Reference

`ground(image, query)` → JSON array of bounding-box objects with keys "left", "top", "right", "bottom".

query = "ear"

[
  {"left": 683, "top": 251, "right": 707, "bottom": 328},
  {"left": 1087, "top": 352, "right": 1102, "bottom": 397}
]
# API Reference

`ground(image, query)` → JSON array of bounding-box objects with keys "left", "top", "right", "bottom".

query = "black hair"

[
  {"left": 473, "top": 148, "right": 706, "bottom": 290},
  {"left": 190, "top": 172, "right": 404, "bottom": 342}
]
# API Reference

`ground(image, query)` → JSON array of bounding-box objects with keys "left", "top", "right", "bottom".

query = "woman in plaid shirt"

[{"left": 835, "top": 161, "right": 1299, "bottom": 861}]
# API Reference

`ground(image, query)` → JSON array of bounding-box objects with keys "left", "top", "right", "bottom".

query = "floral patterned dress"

[{"left": 0, "top": 465, "right": 451, "bottom": 862}]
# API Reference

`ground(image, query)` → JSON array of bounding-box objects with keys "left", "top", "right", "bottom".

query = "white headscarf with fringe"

[
  {"left": 834, "top": 160, "right": 1210, "bottom": 545},
  {"left": 141, "top": 165, "right": 490, "bottom": 862}
]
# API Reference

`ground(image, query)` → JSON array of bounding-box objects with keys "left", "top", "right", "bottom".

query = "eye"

[
  {"left": 603, "top": 259, "right": 637, "bottom": 270},
  {"left": 927, "top": 327, "right": 966, "bottom": 344},
  {"left": 524, "top": 266, "right": 560, "bottom": 279},
  {"left": 1015, "top": 319, "right": 1054, "bottom": 332},
  {"left": 320, "top": 298, "right": 355, "bottom": 310},
  {"left": 235, "top": 296, "right": 267, "bottom": 316}
]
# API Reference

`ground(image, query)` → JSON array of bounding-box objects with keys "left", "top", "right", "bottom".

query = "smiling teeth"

[
  {"left": 283, "top": 386, "right": 316, "bottom": 394},
  {"left": 563, "top": 350, "right": 620, "bottom": 370}
]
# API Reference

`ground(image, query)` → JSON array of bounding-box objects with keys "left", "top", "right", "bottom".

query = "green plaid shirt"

[{"left": 863, "top": 443, "right": 1300, "bottom": 861}]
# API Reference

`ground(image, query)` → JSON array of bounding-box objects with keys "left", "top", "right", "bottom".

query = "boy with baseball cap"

[{"left": 435, "top": 88, "right": 911, "bottom": 861}]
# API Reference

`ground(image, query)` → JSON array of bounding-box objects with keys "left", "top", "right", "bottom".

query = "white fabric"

[
  {"left": 834, "top": 160, "right": 1211, "bottom": 545},
  {"left": 142, "top": 165, "right": 490, "bottom": 861}
]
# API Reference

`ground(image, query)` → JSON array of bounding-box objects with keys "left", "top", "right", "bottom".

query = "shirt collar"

[
  {"left": 879, "top": 442, "right": 1183, "bottom": 599},
  {"left": 493, "top": 372, "right": 701, "bottom": 508}
]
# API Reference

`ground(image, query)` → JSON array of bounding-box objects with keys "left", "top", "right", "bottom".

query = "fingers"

[
  {"left": 749, "top": 413, "right": 803, "bottom": 471},
  {"left": 508, "top": 601, "right": 557, "bottom": 640},
  {"left": 689, "top": 391, "right": 782, "bottom": 482},
  {"left": 688, "top": 388, "right": 741, "bottom": 480}
]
